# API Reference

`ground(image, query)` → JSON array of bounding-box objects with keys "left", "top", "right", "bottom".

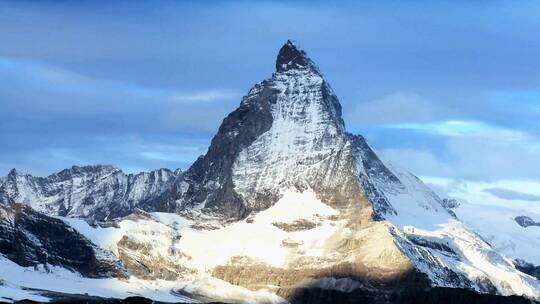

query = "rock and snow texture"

[
  {"left": 0, "top": 165, "right": 180, "bottom": 221},
  {"left": 0, "top": 255, "right": 282, "bottom": 304},
  {"left": 167, "top": 40, "right": 369, "bottom": 220},
  {"left": 0, "top": 203, "right": 127, "bottom": 279},
  {"left": 452, "top": 202, "right": 540, "bottom": 269},
  {"left": 374, "top": 165, "right": 540, "bottom": 297},
  {"left": 57, "top": 190, "right": 415, "bottom": 300},
  {"left": 0, "top": 40, "right": 539, "bottom": 302},
  {"left": 515, "top": 215, "right": 540, "bottom": 228}
]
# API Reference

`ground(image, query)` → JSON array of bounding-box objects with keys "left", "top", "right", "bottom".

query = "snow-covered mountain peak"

[
  {"left": 275, "top": 39, "right": 320, "bottom": 74},
  {"left": 7, "top": 168, "right": 17, "bottom": 177},
  {"left": 170, "top": 41, "right": 354, "bottom": 218}
]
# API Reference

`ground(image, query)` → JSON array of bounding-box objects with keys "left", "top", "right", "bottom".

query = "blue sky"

[{"left": 1, "top": 1, "right": 539, "bottom": 190}]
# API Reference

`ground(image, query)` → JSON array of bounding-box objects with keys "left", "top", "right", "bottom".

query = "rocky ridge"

[{"left": 0, "top": 165, "right": 180, "bottom": 221}]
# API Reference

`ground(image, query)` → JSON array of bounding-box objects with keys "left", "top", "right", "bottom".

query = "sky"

[{"left": 1, "top": 1, "right": 539, "bottom": 205}]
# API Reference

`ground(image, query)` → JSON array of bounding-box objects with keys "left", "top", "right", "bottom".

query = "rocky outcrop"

[
  {"left": 515, "top": 215, "right": 540, "bottom": 228},
  {"left": 0, "top": 203, "right": 126, "bottom": 278},
  {"left": 441, "top": 198, "right": 461, "bottom": 209},
  {"left": 272, "top": 219, "right": 320, "bottom": 232},
  {"left": 515, "top": 259, "right": 540, "bottom": 281},
  {"left": 111, "top": 209, "right": 196, "bottom": 281},
  {"left": 116, "top": 234, "right": 195, "bottom": 280}
]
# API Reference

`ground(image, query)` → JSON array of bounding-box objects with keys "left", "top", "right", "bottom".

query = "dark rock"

[
  {"left": 408, "top": 236, "right": 457, "bottom": 256},
  {"left": 287, "top": 286, "right": 536, "bottom": 304},
  {"left": 515, "top": 259, "right": 540, "bottom": 280},
  {"left": 276, "top": 40, "right": 318, "bottom": 73},
  {"left": 273, "top": 219, "right": 320, "bottom": 232},
  {"left": 0, "top": 203, "right": 127, "bottom": 278},
  {"left": 442, "top": 198, "right": 461, "bottom": 209},
  {"left": 515, "top": 215, "right": 540, "bottom": 228}
]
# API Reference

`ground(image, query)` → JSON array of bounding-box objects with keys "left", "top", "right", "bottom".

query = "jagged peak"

[
  {"left": 51, "top": 164, "right": 120, "bottom": 179},
  {"left": 8, "top": 168, "right": 18, "bottom": 177},
  {"left": 68, "top": 164, "right": 118, "bottom": 173},
  {"left": 275, "top": 40, "right": 320, "bottom": 74}
]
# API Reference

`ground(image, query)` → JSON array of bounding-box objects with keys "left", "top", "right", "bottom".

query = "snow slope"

[
  {"left": 62, "top": 190, "right": 341, "bottom": 273},
  {"left": 368, "top": 162, "right": 540, "bottom": 298},
  {"left": 0, "top": 255, "right": 283, "bottom": 304},
  {"left": 454, "top": 203, "right": 540, "bottom": 266},
  {"left": 0, "top": 256, "right": 195, "bottom": 303}
]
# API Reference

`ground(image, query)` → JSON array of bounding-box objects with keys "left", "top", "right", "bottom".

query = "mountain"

[
  {"left": 1, "top": 40, "right": 539, "bottom": 303},
  {"left": 0, "top": 165, "right": 180, "bottom": 221},
  {"left": 169, "top": 40, "right": 385, "bottom": 221}
]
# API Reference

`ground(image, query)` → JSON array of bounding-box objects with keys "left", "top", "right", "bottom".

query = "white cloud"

[
  {"left": 483, "top": 187, "right": 540, "bottom": 202},
  {"left": 138, "top": 143, "right": 205, "bottom": 162},
  {"left": 170, "top": 90, "right": 241, "bottom": 103},
  {"left": 384, "top": 120, "right": 529, "bottom": 142},
  {"left": 420, "top": 176, "right": 540, "bottom": 214},
  {"left": 377, "top": 130, "right": 540, "bottom": 181},
  {"left": 0, "top": 57, "right": 240, "bottom": 110}
]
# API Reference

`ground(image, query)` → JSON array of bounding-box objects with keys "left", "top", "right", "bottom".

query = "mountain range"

[{"left": 0, "top": 41, "right": 539, "bottom": 304}]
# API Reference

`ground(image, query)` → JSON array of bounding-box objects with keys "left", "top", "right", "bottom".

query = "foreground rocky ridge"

[
  {"left": 1, "top": 41, "right": 540, "bottom": 303},
  {"left": 0, "top": 203, "right": 127, "bottom": 278}
]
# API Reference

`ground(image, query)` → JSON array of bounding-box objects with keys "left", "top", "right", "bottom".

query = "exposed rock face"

[
  {"left": 113, "top": 210, "right": 196, "bottom": 281},
  {"left": 515, "top": 215, "right": 540, "bottom": 228},
  {"left": 441, "top": 198, "right": 461, "bottom": 209},
  {"left": 515, "top": 259, "right": 540, "bottom": 281},
  {"left": 0, "top": 203, "right": 126, "bottom": 278},
  {"left": 0, "top": 166, "right": 180, "bottom": 221},
  {"left": 272, "top": 219, "right": 320, "bottom": 232},
  {"left": 117, "top": 234, "right": 194, "bottom": 280}
]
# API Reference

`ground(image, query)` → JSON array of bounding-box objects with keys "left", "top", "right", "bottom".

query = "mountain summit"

[
  {"left": 168, "top": 39, "right": 369, "bottom": 219},
  {"left": 276, "top": 40, "right": 319, "bottom": 73},
  {"left": 1, "top": 41, "right": 539, "bottom": 303}
]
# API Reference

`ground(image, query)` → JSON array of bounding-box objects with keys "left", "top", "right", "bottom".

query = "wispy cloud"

[
  {"left": 138, "top": 143, "right": 205, "bottom": 162},
  {"left": 0, "top": 57, "right": 240, "bottom": 106},
  {"left": 483, "top": 187, "right": 540, "bottom": 202},
  {"left": 378, "top": 128, "right": 540, "bottom": 181},
  {"left": 421, "top": 176, "right": 540, "bottom": 214},
  {"left": 170, "top": 90, "right": 241, "bottom": 103},
  {"left": 383, "top": 120, "right": 530, "bottom": 142}
]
